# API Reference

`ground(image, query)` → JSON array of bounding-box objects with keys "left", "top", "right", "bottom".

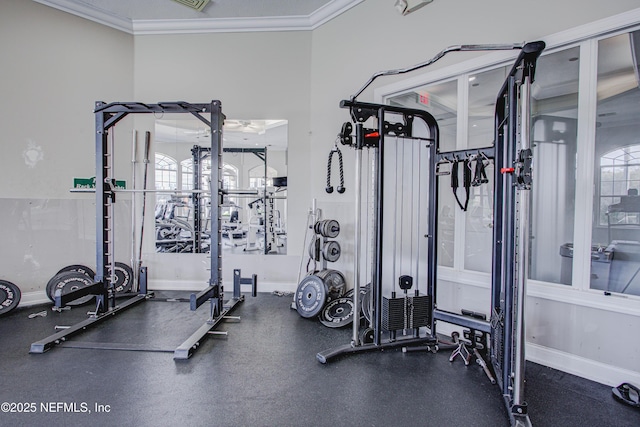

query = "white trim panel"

[{"left": 527, "top": 342, "right": 640, "bottom": 387}]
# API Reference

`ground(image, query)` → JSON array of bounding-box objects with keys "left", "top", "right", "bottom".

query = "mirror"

[{"left": 154, "top": 116, "right": 288, "bottom": 255}]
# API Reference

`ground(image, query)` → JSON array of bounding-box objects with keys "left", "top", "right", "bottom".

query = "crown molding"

[
  {"left": 32, "top": 0, "right": 364, "bottom": 35},
  {"left": 33, "top": 0, "right": 133, "bottom": 33}
]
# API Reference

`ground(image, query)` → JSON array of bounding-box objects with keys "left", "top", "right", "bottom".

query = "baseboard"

[
  {"left": 17, "top": 291, "right": 50, "bottom": 308},
  {"left": 526, "top": 342, "right": 640, "bottom": 387}
]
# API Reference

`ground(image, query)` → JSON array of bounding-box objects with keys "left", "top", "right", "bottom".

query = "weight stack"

[{"left": 382, "top": 294, "right": 431, "bottom": 331}]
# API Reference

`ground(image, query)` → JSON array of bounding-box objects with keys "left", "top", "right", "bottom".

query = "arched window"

[
  {"left": 181, "top": 159, "right": 194, "bottom": 190},
  {"left": 223, "top": 163, "right": 238, "bottom": 191},
  {"left": 249, "top": 165, "right": 278, "bottom": 188},
  {"left": 155, "top": 153, "right": 177, "bottom": 190},
  {"left": 599, "top": 144, "right": 640, "bottom": 225}
]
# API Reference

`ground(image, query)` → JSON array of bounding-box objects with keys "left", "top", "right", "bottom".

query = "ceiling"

[
  {"left": 33, "top": 0, "right": 364, "bottom": 34},
  {"left": 156, "top": 117, "right": 288, "bottom": 151}
]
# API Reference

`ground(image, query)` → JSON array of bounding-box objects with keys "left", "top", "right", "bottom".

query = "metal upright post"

[
  {"left": 513, "top": 71, "right": 532, "bottom": 415},
  {"left": 373, "top": 108, "right": 386, "bottom": 346},
  {"left": 352, "top": 124, "right": 364, "bottom": 346},
  {"left": 193, "top": 145, "right": 202, "bottom": 253},
  {"left": 95, "top": 104, "right": 109, "bottom": 314}
]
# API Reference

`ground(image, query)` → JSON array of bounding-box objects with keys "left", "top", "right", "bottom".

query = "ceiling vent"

[{"left": 171, "top": 0, "right": 210, "bottom": 12}]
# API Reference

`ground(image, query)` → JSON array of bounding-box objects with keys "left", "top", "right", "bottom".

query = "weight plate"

[
  {"left": 320, "top": 296, "right": 354, "bottom": 328},
  {"left": 344, "top": 288, "right": 355, "bottom": 298},
  {"left": 361, "top": 285, "right": 372, "bottom": 323},
  {"left": 322, "top": 241, "right": 341, "bottom": 263},
  {"left": 0, "top": 280, "right": 21, "bottom": 316},
  {"left": 360, "top": 327, "right": 375, "bottom": 344},
  {"left": 295, "top": 275, "right": 327, "bottom": 318},
  {"left": 308, "top": 235, "right": 320, "bottom": 260},
  {"left": 48, "top": 271, "right": 94, "bottom": 306},
  {"left": 56, "top": 264, "right": 95, "bottom": 279},
  {"left": 107, "top": 262, "right": 133, "bottom": 293},
  {"left": 319, "top": 219, "right": 340, "bottom": 238},
  {"left": 315, "top": 269, "right": 346, "bottom": 300}
]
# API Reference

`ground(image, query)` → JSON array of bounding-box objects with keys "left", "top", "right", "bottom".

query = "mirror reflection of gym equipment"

[{"left": 154, "top": 118, "right": 288, "bottom": 255}]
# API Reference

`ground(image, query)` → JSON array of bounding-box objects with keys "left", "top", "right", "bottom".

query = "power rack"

[{"left": 30, "top": 101, "right": 256, "bottom": 359}]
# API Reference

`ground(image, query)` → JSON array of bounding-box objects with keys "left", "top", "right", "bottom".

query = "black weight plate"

[
  {"left": 360, "top": 327, "right": 375, "bottom": 344},
  {"left": 107, "top": 262, "right": 133, "bottom": 293},
  {"left": 322, "top": 241, "right": 341, "bottom": 262},
  {"left": 320, "top": 219, "right": 340, "bottom": 238},
  {"left": 320, "top": 296, "right": 354, "bottom": 328},
  {"left": 361, "top": 285, "right": 371, "bottom": 323},
  {"left": 315, "top": 269, "right": 346, "bottom": 300},
  {"left": 295, "top": 275, "right": 327, "bottom": 318},
  {"left": 48, "top": 271, "right": 94, "bottom": 306},
  {"left": 0, "top": 280, "right": 21, "bottom": 316},
  {"left": 344, "top": 288, "right": 355, "bottom": 298},
  {"left": 56, "top": 264, "right": 95, "bottom": 279}
]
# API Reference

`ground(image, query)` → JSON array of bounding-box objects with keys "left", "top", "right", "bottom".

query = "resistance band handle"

[
  {"left": 326, "top": 147, "right": 346, "bottom": 194},
  {"left": 326, "top": 150, "right": 334, "bottom": 193},
  {"left": 451, "top": 159, "right": 471, "bottom": 211}
]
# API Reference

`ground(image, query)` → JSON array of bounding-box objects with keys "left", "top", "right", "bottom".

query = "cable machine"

[
  {"left": 317, "top": 42, "right": 545, "bottom": 427},
  {"left": 30, "top": 100, "right": 256, "bottom": 359}
]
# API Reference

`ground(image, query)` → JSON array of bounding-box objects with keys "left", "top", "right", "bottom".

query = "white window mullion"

[
  {"left": 453, "top": 75, "right": 469, "bottom": 270},
  {"left": 571, "top": 39, "right": 598, "bottom": 291}
]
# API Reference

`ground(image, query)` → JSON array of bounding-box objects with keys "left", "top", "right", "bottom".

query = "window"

[
  {"left": 249, "top": 165, "right": 277, "bottom": 189},
  {"left": 599, "top": 145, "right": 640, "bottom": 226},
  {"left": 181, "top": 159, "right": 194, "bottom": 190},
  {"left": 529, "top": 47, "right": 580, "bottom": 285},
  {"left": 388, "top": 79, "right": 458, "bottom": 267},
  {"left": 155, "top": 153, "right": 177, "bottom": 190},
  {"left": 591, "top": 29, "right": 640, "bottom": 296},
  {"left": 223, "top": 164, "right": 238, "bottom": 191},
  {"left": 465, "top": 67, "right": 508, "bottom": 273}
]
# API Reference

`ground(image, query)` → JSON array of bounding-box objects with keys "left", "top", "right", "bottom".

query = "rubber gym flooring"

[{"left": 0, "top": 292, "right": 638, "bottom": 427}]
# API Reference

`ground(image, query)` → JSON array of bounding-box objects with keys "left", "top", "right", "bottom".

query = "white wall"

[
  {"left": 2, "top": 0, "right": 640, "bottom": 386},
  {"left": 0, "top": 0, "right": 133, "bottom": 295},
  {"left": 132, "top": 31, "right": 311, "bottom": 289}
]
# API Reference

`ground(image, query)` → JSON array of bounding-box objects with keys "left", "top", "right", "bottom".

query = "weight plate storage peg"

[
  {"left": 56, "top": 264, "right": 96, "bottom": 279},
  {"left": 47, "top": 271, "right": 94, "bottom": 306},
  {"left": 107, "top": 262, "right": 134, "bottom": 293},
  {"left": 320, "top": 296, "right": 355, "bottom": 328},
  {"left": 0, "top": 280, "right": 21, "bottom": 316},
  {"left": 295, "top": 275, "right": 328, "bottom": 318}
]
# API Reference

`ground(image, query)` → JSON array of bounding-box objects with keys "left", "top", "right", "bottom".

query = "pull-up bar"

[{"left": 351, "top": 43, "right": 524, "bottom": 100}]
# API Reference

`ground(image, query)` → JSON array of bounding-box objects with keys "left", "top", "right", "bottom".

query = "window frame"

[{"left": 374, "top": 9, "right": 640, "bottom": 316}]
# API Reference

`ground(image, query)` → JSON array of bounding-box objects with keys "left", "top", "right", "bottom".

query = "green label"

[{"left": 73, "top": 177, "right": 126, "bottom": 189}]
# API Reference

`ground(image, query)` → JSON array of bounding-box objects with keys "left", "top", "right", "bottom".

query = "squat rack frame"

[
  {"left": 317, "top": 42, "right": 545, "bottom": 427},
  {"left": 31, "top": 100, "right": 253, "bottom": 358}
]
